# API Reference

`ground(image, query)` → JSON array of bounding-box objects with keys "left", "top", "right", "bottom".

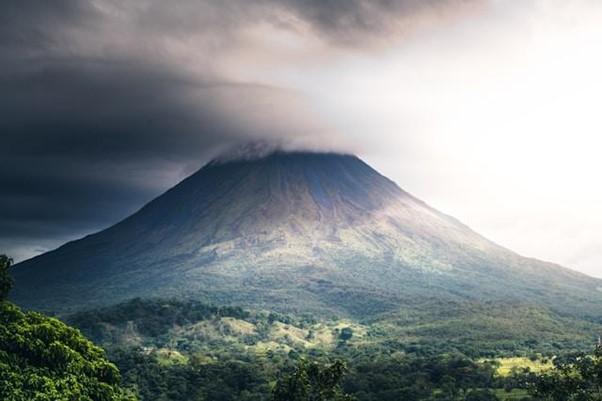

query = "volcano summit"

[{"left": 11, "top": 151, "right": 602, "bottom": 319}]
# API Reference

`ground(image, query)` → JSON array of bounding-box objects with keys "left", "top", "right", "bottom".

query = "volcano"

[{"left": 10, "top": 150, "right": 602, "bottom": 318}]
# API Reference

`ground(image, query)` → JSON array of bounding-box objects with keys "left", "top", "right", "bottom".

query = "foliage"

[
  {"left": 339, "top": 328, "right": 353, "bottom": 342},
  {"left": 68, "top": 297, "right": 600, "bottom": 363},
  {"left": 59, "top": 297, "right": 602, "bottom": 401},
  {"left": 344, "top": 353, "right": 498, "bottom": 401},
  {"left": 493, "top": 357, "right": 553, "bottom": 377},
  {"left": 0, "top": 301, "right": 136, "bottom": 401},
  {"left": 272, "top": 359, "right": 354, "bottom": 401},
  {"left": 0, "top": 254, "right": 13, "bottom": 301},
  {"left": 69, "top": 297, "right": 249, "bottom": 341},
  {"left": 110, "top": 348, "right": 271, "bottom": 401},
  {"left": 464, "top": 389, "right": 500, "bottom": 401},
  {"left": 0, "top": 254, "right": 135, "bottom": 401},
  {"left": 105, "top": 344, "right": 512, "bottom": 401},
  {"left": 379, "top": 300, "right": 601, "bottom": 358},
  {"left": 528, "top": 347, "right": 602, "bottom": 401}
]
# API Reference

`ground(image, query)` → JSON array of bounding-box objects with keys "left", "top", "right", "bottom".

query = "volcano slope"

[{"left": 10, "top": 152, "right": 602, "bottom": 331}]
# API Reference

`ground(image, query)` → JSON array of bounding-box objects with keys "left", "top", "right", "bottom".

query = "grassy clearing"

[
  {"left": 156, "top": 348, "right": 189, "bottom": 366},
  {"left": 494, "top": 357, "right": 553, "bottom": 376}
]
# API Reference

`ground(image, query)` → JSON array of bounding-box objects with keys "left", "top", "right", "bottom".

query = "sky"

[{"left": 2, "top": 0, "right": 602, "bottom": 278}]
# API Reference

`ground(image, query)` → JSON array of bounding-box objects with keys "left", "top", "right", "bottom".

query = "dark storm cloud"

[
  {"left": 0, "top": 0, "right": 474, "bottom": 260},
  {"left": 130, "top": 0, "right": 475, "bottom": 45}
]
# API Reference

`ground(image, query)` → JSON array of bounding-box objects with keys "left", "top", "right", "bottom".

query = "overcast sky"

[{"left": 2, "top": 0, "right": 602, "bottom": 278}]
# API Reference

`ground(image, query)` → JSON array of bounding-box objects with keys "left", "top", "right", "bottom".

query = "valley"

[
  {"left": 5, "top": 1, "right": 602, "bottom": 400},
  {"left": 59, "top": 297, "right": 598, "bottom": 400}
]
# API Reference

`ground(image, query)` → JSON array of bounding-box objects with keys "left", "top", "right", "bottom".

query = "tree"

[
  {"left": 529, "top": 347, "right": 602, "bottom": 401},
  {"left": 0, "top": 301, "right": 137, "bottom": 401},
  {"left": 272, "top": 360, "right": 355, "bottom": 401},
  {"left": 339, "top": 327, "right": 353, "bottom": 342},
  {"left": 0, "top": 254, "right": 136, "bottom": 401},
  {"left": 0, "top": 254, "right": 12, "bottom": 300}
]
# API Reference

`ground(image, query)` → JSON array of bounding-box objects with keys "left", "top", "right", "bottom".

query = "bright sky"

[
  {"left": 4, "top": 0, "right": 601, "bottom": 278},
  {"left": 223, "top": 0, "right": 602, "bottom": 277}
]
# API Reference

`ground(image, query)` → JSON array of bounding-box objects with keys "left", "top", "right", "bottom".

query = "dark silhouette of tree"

[
  {"left": 339, "top": 327, "right": 353, "bottom": 342},
  {"left": 0, "top": 254, "right": 13, "bottom": 300}
]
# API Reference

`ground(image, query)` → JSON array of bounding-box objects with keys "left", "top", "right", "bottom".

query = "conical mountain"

[{"left": 10, "top": 151, "right": 602, "bottom": 318}]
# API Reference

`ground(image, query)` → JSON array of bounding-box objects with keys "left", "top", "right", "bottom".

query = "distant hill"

[
  {"left": 66, "top": 297, "right": 601, "bottom": 358},
  {"left": 10, "top": 150, "right": 602, "bottom": 329}
]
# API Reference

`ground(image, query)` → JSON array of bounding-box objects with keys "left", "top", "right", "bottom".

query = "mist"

[{"left": 1, "top": 0, "right": 601, "bottom": 277}]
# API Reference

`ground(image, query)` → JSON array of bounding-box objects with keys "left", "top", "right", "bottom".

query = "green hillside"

[
  {"left": 64, "top": 297, "right": 601, "bottom": 401},
  {"left": 67, "top": 298, "right": 599, "bottom": 359},
  {"left": 7, "top": 152, "right": 602, "bottom": 400}
]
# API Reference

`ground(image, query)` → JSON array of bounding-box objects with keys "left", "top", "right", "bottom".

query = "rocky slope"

[{"left": 11, "top": 151, "right": 602, "bottom": 320}]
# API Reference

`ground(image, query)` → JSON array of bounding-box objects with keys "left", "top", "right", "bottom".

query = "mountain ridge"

[{"left": 10, "top": 151, "right": 602, "bottom": 320}]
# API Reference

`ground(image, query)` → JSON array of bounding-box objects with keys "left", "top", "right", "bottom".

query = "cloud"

[
  {"left": 1, "top": 0, "right": 474, "bottom": 259},
  {"left": 4, "top": 0, "right": 600, "bottom": 278}
]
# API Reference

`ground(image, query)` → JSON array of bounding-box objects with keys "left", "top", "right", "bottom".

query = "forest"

[{"left": 1, "top": 254, "right": 601, "bottom": 401}]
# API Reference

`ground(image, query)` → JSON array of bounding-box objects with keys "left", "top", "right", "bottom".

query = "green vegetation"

[
  {"left": 4, "top": 253, "right": 601, "bottom": 401},
  {"left": 493, "top": 388, "right": 530, "bottom": 400},
  {"left": 272, "top": 360, "right": 353, "bottom": 401},
  {"left": 0, "top": 255, "right": 12, "bottom": 300},
  {"left": 339, "top": 327, "right": 353, "bottom": 342},
  {"left": 11, "top": 153, "right": 602, "bottom": 336},
  {"left": 529, "top": 347, "right": 602, "bottom": 400},
  {"left": 0, "top": 254, "right": 135, "bottom": 401},
  {"left": 105, "top": 344, "right": 507, "bottom": 401},
  {"left": 6, "top": 151, "right": 602, "bottom": 400},
  {"left": 67, "top": 298, "right": 599, "bottom": 361},
  {"left": 493, "top": 357, "right": 553, "bottom": 377},
  {"left": 378, "top": 300, "right": 600, "bottom": 357},
  {"left": 58, "top": 297, "right": 600, "bottom": 401}
]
